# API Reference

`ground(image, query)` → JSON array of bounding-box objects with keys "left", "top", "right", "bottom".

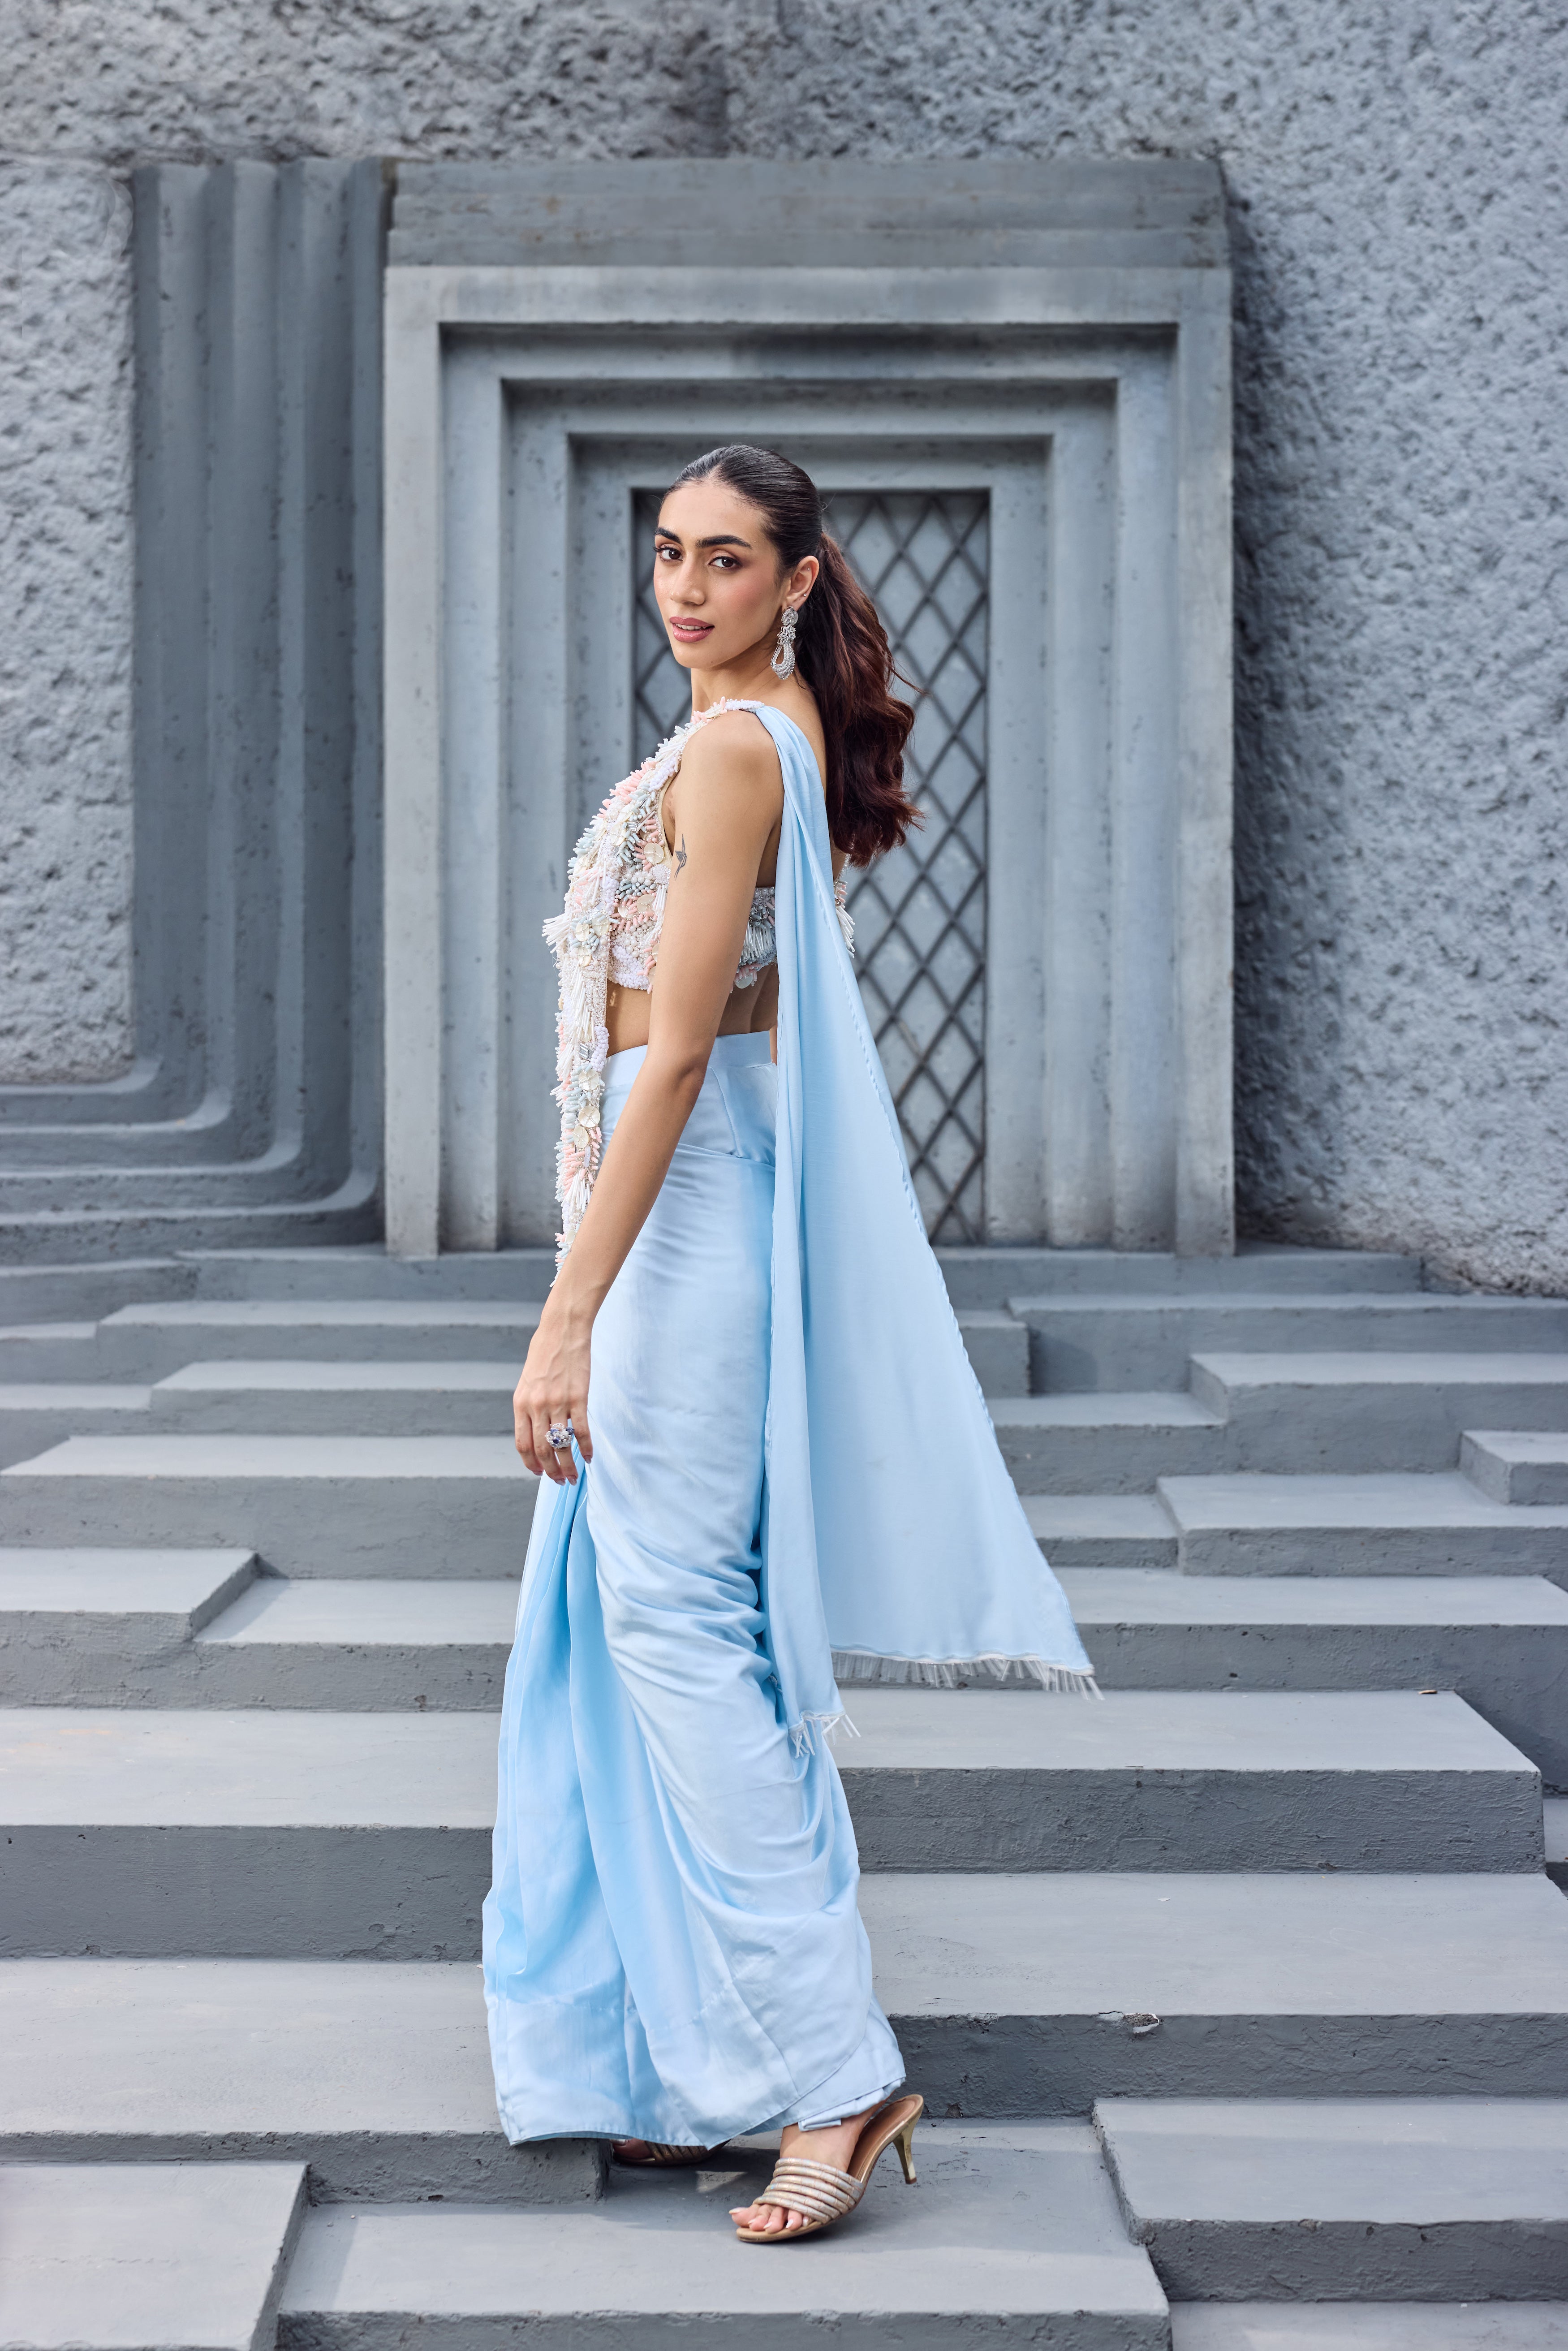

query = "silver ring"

[{"left": 547, "top": 1422, "right": 573, "bottom": 1451}]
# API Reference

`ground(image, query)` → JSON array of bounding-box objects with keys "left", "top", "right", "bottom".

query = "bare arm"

[{"left": 513, "top": 715, "right": 784, "bottom": 1480}]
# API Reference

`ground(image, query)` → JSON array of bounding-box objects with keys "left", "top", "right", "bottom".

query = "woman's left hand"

[{"left": 513, "top": 1298, "right": 594, "bottom": 1484}]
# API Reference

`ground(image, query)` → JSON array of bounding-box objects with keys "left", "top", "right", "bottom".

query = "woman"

[{"left": 483, "top": 444, "right": 1096, "bottom": 2243}]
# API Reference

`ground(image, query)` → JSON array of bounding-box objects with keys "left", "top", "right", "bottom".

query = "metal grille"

[{"left": 631, "top": 488, "right": 989, "bottom": 1241}]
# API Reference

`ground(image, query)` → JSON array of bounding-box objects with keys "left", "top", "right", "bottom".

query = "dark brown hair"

[{"left": 664, "top": 444, "right": 920, "bottom": 865}]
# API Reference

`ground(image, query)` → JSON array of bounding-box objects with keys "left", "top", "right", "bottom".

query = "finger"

[{"left": 531, "top": 1408, "right": 563, "bottom": 1483}]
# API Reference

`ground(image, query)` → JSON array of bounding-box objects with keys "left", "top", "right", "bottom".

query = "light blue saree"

[{"left": 483, "top": 703, "right": 1093, "bottom": 2148}]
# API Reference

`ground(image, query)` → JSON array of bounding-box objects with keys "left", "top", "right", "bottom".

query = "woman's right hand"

[{"left": 513, "top": 1298, "right": 594, "bottom": 1484}]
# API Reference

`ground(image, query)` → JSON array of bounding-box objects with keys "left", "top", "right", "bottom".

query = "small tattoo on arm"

[{"left": 675, "top": 835, "right": 688, "bottom": 874}]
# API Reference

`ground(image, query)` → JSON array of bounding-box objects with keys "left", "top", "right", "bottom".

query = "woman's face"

[{"left": 653, "top": 478, "right": 809, "bottom": 672}]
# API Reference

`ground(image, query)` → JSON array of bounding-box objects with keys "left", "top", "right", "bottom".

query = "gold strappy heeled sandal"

[
  {"left": 734, "top": 2093, "right": 923, "bottom": 2243},
  {"left": 613, "top": 2139, "right": 725, "bottom": 2167}
]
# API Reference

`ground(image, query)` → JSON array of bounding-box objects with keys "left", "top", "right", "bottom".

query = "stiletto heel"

[
  {"left": 894, "top": 2117, "right": 918, "bottom": 2184},
  {"left": 735, "top": 2092, "right": 924, "bottom": 2243}
]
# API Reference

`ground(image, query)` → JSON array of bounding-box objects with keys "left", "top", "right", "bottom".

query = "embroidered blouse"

[{"left": 543, "top": 698, "right": 854, "bottom": 1261}]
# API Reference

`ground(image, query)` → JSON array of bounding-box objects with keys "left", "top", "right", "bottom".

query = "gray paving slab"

[
  {"left": 992, "top": 1392, "right": 1226, "bottom": 1493},
  {"left": 1159, "top": 1472, "right": 1568, "bottom": 1580},
  {"left": 1462, "top": 1429, "right": 1568, "bottom": 1506},
  {"left": 0, "top": 1435, "right": 538, "bottom": 1577},
  {"left": 0, "top": 2161, "right": 307, "bottom": 2351},
  {"left": 1, "top": 1695, "right": 1540, "bottom": 1959},
  {"left": 0, "top": 1959, "right": 603, "bottom": 2203},
  {"left": 276, "top": 2122, "right": 1169, "bottom": 2350},
  {"left": 0, "top": 1547, "right": 260, "bottom": 1704},
  {"left": 1056, "top": 1568, "right": 1568, "bottom": 1785},
  {"left": 1097, "top": 2096, "right": 1568, "bottom": 2299},
  {"left": 1170, "top": 2309, "right": 1568, "bottom": 2351},
  {"left": 0, "top": 1385, "right": 151, "bottom": 1468},
  {"left": 1010, "top": 1291, "right": 1568, "bottom": 1395},
  {"left": 1191, "top": 1350, "right": 1568, "bottom": 1474},
  {"left": 1024, "top": 1493, "right": 1180, "bottom": 1565}
]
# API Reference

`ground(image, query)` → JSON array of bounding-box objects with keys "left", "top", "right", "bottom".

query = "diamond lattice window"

[{"left": 631, "top": 488, "right": 989, "bottom": 1242}]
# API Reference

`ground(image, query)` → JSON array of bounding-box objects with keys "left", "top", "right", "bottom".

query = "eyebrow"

[{"left": 654, "top": 528, "right": 754, "bottom": 549}]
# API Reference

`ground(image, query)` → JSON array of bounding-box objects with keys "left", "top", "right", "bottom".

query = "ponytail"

[{"left": 664, "top": 445, "right": 920, "bottom": 864}]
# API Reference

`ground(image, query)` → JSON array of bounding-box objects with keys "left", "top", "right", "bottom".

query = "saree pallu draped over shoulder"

[{"left": 483, "top": 701, "right": 1094, "bottom": 2152}]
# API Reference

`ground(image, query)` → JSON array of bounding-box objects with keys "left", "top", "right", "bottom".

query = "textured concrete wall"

[
  {"left": 0, "top": 164, "right": 134, "bottom": 1082},
  {"left": 2, "top": 0, "right": 1564, "bottom": 1287}
]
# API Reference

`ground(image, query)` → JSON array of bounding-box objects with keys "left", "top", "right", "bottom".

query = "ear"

[{"left": 788, "top": 552, "right": 821, "bottom": 608}]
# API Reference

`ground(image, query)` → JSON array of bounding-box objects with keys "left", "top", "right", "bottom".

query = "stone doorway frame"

[{"left": 381, "top": 165, "right": 1232, "bottom": 1258}]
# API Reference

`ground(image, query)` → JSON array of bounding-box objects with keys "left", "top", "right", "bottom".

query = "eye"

[
  {"left": 711, "top": 553, "right": 740, "bottom": 570},
  {"left": 655, "top": 541, "right": 681, "bottom": 562}
]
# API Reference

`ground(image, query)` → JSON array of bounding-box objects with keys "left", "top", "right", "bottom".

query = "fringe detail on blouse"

[
  {"left": 788, "top": 1708, "right": 862, "bottom": 1756},
  {"left": 831, "top": 1649, "right": 1103, "bottom": 1699}
]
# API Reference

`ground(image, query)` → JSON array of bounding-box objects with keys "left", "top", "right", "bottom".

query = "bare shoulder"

[{"left": 674, "top": 709, "right": 783, "bottom": 804}]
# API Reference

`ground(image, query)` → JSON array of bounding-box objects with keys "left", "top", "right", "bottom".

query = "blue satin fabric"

[{"left": 483, "top": 1031, "right": 904, "bottom": 2147}]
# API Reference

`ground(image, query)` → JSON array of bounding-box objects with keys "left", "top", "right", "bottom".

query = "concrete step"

[
  {"left": 1462, "top": 1429, "right": 1568, "bottom": 1506},
  {"left": 1096, "top": 2096, "right": 1568, "bottom": 2301},
  {"left": 1547, "top": 1797, "right": 1568, "bottom": 1894},
  {"left": 6, "top": 1876, "right": 1568, "bottom": 2173},
  {"left": 149, "top": 1359, "right": 519, "bottom": 1435},
  {"left": 1190, "top": 1351, "right": 1568, "bottom": 1473},
  {"left": 0, "top": 1435, "right": 538, "bottom": 1577},
  {"left": 1057, "top": 1568, "right": 1568, "bottom": 1787},
  {"left": 183, "top": 1247, "right": 558, "bottom": 1303},
  {"left": 1169, "top": 2310, "right": 1568, "bottom": 2350},
  {"left": 0, "top": 2160, "right": 308, "bottom": 2351},
  {"left": 0, "top": 1695, "right": 1540, "bottom": 1958},
  {"left": 0, "top": 1956, "right": 604, "bottom": 2203},
  {"left": 0, "top": 1320, "right": 100, "bottom": 1380},
  {"left": 937, "top": 1245, "right": 1423, "bottom": 1306},
  {"left": 0, "top": 1382, "right": 150, "bottom": 1466},
  {"left": 1011, "top": 1291, "right": 1568, "bottom": 1393},
  {"left": 992, "top": 1393, "right": 1227, "bottom": 1493},
  {"left": 0, "top": 1257, "right": 193, "bottom": 1324},
  {"left": 276, "top": 2120, "right": 1170, "bottom": 2350},
  {"left": 1024, "top": 1492, "right": 1180, "bottom": 1565},
  {"left": 1159, "top": 1472, "right": 1568, "bottom": 1582},
  {"left": 97, "top": 1299, "right": 544, "bottom": 1379},
  {"left": 0, "top": 1546, "right": 262, "bottom": 1704}
]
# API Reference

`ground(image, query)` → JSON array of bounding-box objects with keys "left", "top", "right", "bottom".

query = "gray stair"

[
  {"left": 994, "top": 1393, "right": 1227, "bottom": 1492},
  {"left": 1462, "top": 1428, "right": 1568, "bottom": 1505},
  {"left": 1159, "top": 1472, "right": 1568, "bottom": 1580},
  {"left": 1024, "top": 1493, "right": 1180, "bottom": 1564},
  {"left": 1058, "top": 1568, "right": 1568, "bottom": 1786},
  {"left": 277, "top": 2120, "right": 1170, "bottom": 2350},
  {"left": 149, "top": 1359, "right": 519, "bottom": 1436},
  {"left": 0, "top": 1547, "right": 262, "bottom": 1705},
  {"left": 0, "top": 1320, "right": 100, "bottom": 1379},
  {"left": 1190, "top": 1351, "right": 1568, "bottom": 1472},
  {"left": 0, "top": 1382, "right": 150, "bottom": 1467},
  {"left": 97, "top": 1299, "right": 544, "bottom": 1379},
  {"left": 0, "top": 2160, "right": 308, "bottom": 2351},
  {"left": 937, "top": 1246, "right": 1423, "bottom": 1305},
  {"left": 1013, "top": 1290, "right": 1568, "bottom": 1393},
  {"left": 1169, "top": 2311, "right": 1568, "bottom": 2349},
  {"left": 0, "top": 1434, "right": 538, "bottom": 1575},
  {"left": 0, "top": 1695, "right": 1541, "bottom": 1960},
  {"left": 6, "top": 1874, "right": 1568, "bottom": 2172},
  {"left": 1547, "top": 1797, "right": 1568, "bottom": 1893},
  {"left": 0, "top": 1957, "right": 604, "bottom": 2203},
  {"left": 1096, "top": 2096, "right": 1568, "bottom": 2300}
]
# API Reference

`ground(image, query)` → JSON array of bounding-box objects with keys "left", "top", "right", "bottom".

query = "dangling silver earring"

[{"left": 771, "top": 604, "right": 798, "bottom": 681}]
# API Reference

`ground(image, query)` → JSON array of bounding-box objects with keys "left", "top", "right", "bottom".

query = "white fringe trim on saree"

[{"left": 831, "top": 1650, "right": 1103, "bottom": 1698}]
